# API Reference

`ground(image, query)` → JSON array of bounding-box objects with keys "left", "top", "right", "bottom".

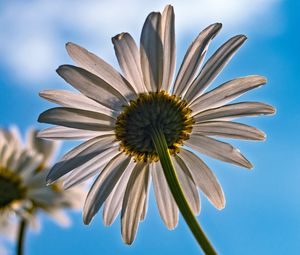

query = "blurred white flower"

[{"left": 0, "top": 127, "right": 85, "bottom": 253}]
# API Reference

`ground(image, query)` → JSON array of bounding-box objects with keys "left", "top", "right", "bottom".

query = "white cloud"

[{"left": 0, "top": 0, "right": 282, "bottom": 87}]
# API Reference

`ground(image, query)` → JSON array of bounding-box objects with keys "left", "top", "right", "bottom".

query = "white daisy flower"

[
  {"left": 0, "top": 127, "right": 85, "bottom": 254},
  {"left": 38, "top": 4, "right": 275, "bottom": 252}
]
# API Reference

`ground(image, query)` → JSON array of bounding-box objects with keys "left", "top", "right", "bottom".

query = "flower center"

[
  {"left": 0, "top": 167, "right": 25, "bottom": 209},
  {"left": 115, "top": 91, "right": 194, "bottom": 162}
]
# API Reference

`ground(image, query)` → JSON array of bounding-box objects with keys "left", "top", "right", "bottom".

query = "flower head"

[
  {"left": 38, "top": 5, "right": 275, "bottom": 244},
  {"left": 0, "top": 127, "right": 84, "bottom": 226}
]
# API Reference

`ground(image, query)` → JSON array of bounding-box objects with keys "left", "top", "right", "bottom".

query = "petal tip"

[
  {"left": 65, "top": 42, "right": 73, "bottom": 48},
  {"left": 217, "top": 203, "right": 225, "bottom": 210},
  {"left": 102, "top": 218, "right": 113, "bottom": 227},
  {"left": 82, "top": 212, "right": 92, "bottom": 225},
  {"left": 248, "top": 163, "right": 254, "bottom": 170},
  {"left": 37, "top": 114, "right": 44, "bottom": 123},
  {"left": 112, "top": 32, "right": 127, "bottom": 43},
  {"left": 239, "top": 34, "right": 247, "bottom": 41},
  {"left": 166, "top": 223, "right": 177, "bottom": 230},
  {"left": 214, "top": 22, "right": 223, "bottom": 29},
  {"left": 163, "top": 4, "right": 174, "bottom": 13},
  {"left": 270, "top": 106, "right": 276, "bottom": 114},
  {"left": 259, "top": 132, "right": 267, "bottom": 141},
  {"left": 122, "top": 236, "right": 134, "bottom": 245}
]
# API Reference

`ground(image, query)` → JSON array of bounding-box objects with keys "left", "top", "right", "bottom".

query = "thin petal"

[
  {"left": 39, "top": 90, "right": 117, "bottom": 118},
  {"left": 184, "top": 35, "right": 247, "bottom": 102},
  {"left": 103, "top": 160, "right": 135, "bottom": 226},
  {"left": 185, "top": 134, "right": 253, "bottom": 169},
  {"left": 83, "top": 153, "right": 131, "bottom": 224},
  {"left": 57, "top": 65, "right": 128, "bottom": 111},
  {"left": 173, "top": 156, "right": 200, "bottom": 215},
  {"left": 59, "top": 151, "right": 116, "bottom": 190},
  {"left": 140, "top": 12, "right": 163, "bottom": 92},
  {"left": 46, "top": 135, "right": 116, "bottom": 184},
  {"left": 62, "top": 146, "right": 119, "bottom": 190},
  {"left": 27, "top": 188, "right": 57, "bottom": 206},
  {"left": 25, "top": 168, "right": 48, "bottom": 188},
  {"left": 66, "top": 42, "right": 136, "bottom": 98},
  {"left": 17, "top": 151, "right": 43, "bottom": 180},
  {"left": 189, "top": 75, "right": 267, "bottom": 114},
  {"left": 193, "top": 102, "right": 276, "bottom": 122},
  {"left": 112, "top": 33, "right": 147, "bottom": 93},
  {"left": 121, "top": 162, "right": 149, "bottom": 244},
  {"left": 172, "top": 23, "right": 222, "bottom": 96},
  {"left": 140, "top": 165, "right": 151, "bottom": 221},
  {"left": 38, "top": 126, "right": 113, "bottom": 140},
  {"left": 26, "top": 128, "right": 59, "bottom": 164},
  {"left": 38, "top": 107, "right": 115, "bottom": 131},
  {"left": 47, "top": 210, "right": 71, "bottom": 227},
  {"left": 178, "top": 149, "right": 225, "bottom": 209},
  {"left": 192, "top": 121, "right": 266, "bottom": 141},
  {"left": 151, "top": 162, "right": 178, "bottom": 229},
  {"left": 161, "top": 5, "right": 176, "bottom": 92}
]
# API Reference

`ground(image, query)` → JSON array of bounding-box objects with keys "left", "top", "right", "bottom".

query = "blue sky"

[{"left": 0, "top": 0, "right": 299, "bottom": 254}]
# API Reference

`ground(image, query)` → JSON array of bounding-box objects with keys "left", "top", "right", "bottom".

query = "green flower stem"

[
  {"left": 17, "top": 219, "right": 27, "bottom": 255},
  {"left": 151, "top": 128, "right": 217, "bottom": 255}
]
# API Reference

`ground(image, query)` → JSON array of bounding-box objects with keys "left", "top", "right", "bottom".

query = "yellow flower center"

[
  {"left": 115, "top": 91, "right": 194, "bottom": 162},
  {"left": 0, "top": 167, "right": 25, "bottom": 209}
]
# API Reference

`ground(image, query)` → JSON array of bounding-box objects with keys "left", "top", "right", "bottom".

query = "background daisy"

[{"left": 0, "top": 127, "right": 85, "bottom": 255}]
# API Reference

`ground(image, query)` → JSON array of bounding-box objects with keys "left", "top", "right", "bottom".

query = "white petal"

[
  {"left": 189, "top": 75, "right": 267, "bottom": 114},
  {"left": 46, "top": 135, "right": 116, "bottom": 184},
  {"left": 185, "top": 134, "right": 253, "bottom": 169},
  {"left": 192, "top": 121, "right": 266, "bottom": 141},
  {"left": 27, "top": 187, "right": 56, "bottom": 205},
  {"left": 66, "top": 42, "right": 136, "bottom": 99},
  {"left": 1, "top": 146, "right": 16, "bottom": 170},
  {"left": 151, "top": 162, "right": 178, "bottom": 229},
  {"left": 25, "top": 168, "right": 48, "bottom": 188},
  {"left": 62, "top": 146, "right": 119, "bottom": 190},
  {"left": 16, "top": 151, "right": 43, "bottom": 181},
  {"left": 26, "top": 128, "right": 59, "bottom": 165},
  {"left": 161, "top": 5, "right": 176, "bottom": 92},
  {"left": 57, "top": 65, "right": 128, "bottom": 111},
  {"left": 103, "top": 160, "right": 135, "bottom": 226},
  {"left": 140, "top": 12, "right": 163, "bottom": 92},
  {"left": 112, "top": 33, "right": 147, "bottom": 93},
  {"left": 184, "top": 35, "right": 247, "bottom": 103},
  {"left": 121, "top": 162, "right": 149, "bottom": 244},
  {"left": 47, "top": 210, "right": 71, "bottom": 227},
  {"left": 28, "top": 215, "right": 41, "bottom": 233},
  {"left": 39, "top": 90, "right": 117, "bottom": 117},
  {"left": 38, "top": 107, "right": 115, "bottom": 131},
  {"left": 38, "top": 126, "right": 113, "bottom": 140},
  {"left": 62, "top": 135, "right": 115, "bottom": 161},
  {"left": 173, "top": 156, "right": 200, "bottom": 215},
  {"left": 193, "top": 102, "right": 276, "bottom": 122},
  {"left": 83, "top": 153, "right": 131, "bottom": 224},
  {"left": 172, "top": 23, "right": 222, "bottom": 96},
  {"left": 140, "top": 165, "right": 150, "bottom": 221},
  {"left": 9, "top": 126, "right": 22, "bottom": 147},
  {"left": 178, "top": 149, "right": 225, "bottom": 209}
]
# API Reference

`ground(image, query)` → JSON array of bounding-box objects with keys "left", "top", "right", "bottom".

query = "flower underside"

[
  {"left": 0, "top": 167, "right": 25, "bottom": 209},
  {"left": 115, "top": 91, "right": 194, "bottom": 162}
]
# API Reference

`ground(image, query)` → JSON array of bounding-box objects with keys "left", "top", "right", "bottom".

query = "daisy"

[
  {"left": 0, "top": 127, "right": 84, "bottom": 255},
  {"left": 38, "top": 4, "right": 275, "bottom": 253}
]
